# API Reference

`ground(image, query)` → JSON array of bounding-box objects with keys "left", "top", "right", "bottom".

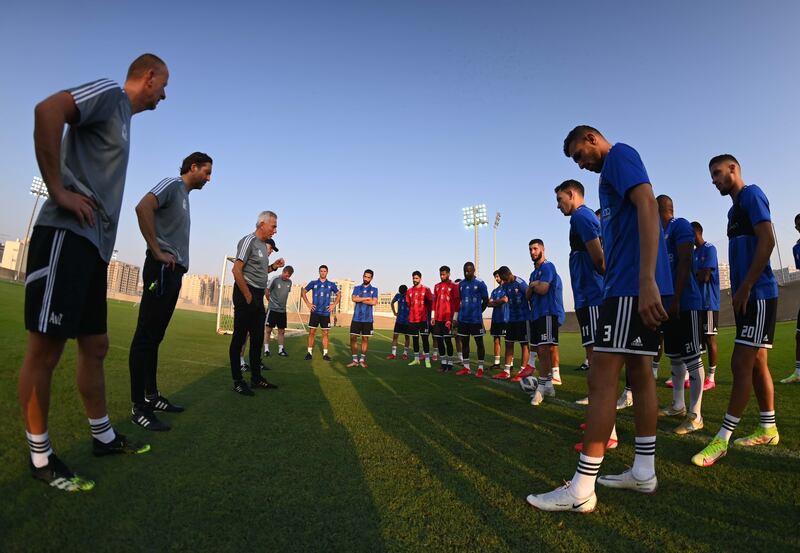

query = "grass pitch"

[{"left": 0, "top": 280, "right": 798, "bottom": 552}]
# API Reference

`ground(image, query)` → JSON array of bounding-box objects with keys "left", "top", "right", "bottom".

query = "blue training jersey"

[
  {"left": 304, "top": 279, "right": 340, "bottom": 316},
  {"left": 490, "top": 285, "right": 509, "bottom": 324},
  {"left": 727, "top": 184, "right": 778, "bottom": 299},
  {"left": 392, "top": 292, "right": 410, "bottom": 324},
  {"left": 352, "top": 284, "right": 378, "bottom": 323},
  {"left": 694, "top": 242, "right": 720, "bottom": 311},
  {"left": 598, "top": 143, "right": 673, "bottom": 298},
  {"left": 458, "top": 278, "right": 489, "bottom": 324},
  {"left": 530, "top": 260, "right": 565, "bottom": 325},
  {"left": 569, "top": 205, "right": 605, "bottom": 309},
  {"left": 503, "top": 276, "right": 531, "bottom": 322},
  {"left": 794, "top": 241, "right": 800, "bottom": 271},
  {"left": 664, "top": 217, "right": 705, "bottom": 311}
]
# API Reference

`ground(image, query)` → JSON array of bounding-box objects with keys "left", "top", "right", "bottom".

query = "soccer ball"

[{"left": 519, "top": 376, "right": 538, "bottom": 395}]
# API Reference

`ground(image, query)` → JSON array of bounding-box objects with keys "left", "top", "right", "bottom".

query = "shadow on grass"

[
  {"left": 1, "top": 334, "right": 387, "bottom": 553},
  {"left": 340, "top": 351, "right": 799, "bottom": 553}
]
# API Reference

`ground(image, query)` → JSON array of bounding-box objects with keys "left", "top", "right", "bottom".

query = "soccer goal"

[{"left": 215, "top": 255, "right": 307, "bottom": 336}]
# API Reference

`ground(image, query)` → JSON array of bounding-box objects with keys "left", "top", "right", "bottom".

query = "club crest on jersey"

[{"left": 258, "top": 250, "right": 264, "bottom": 258}]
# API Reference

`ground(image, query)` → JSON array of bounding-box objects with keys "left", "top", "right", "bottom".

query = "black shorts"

[
  {"left": 594, "top": 296, "right": 661, "bottom": 356},
  {"left": 309, "top": 312, "right": 331, "bottom": 328},
  {"left": 266, "top": 310, "right": 287, "bottom": 329},
  {"left": 350, "top": 321, "right": 374, "bottom": 336},
  {"left": 393, "top": 321, "right": 411, "bottom": 335},
  {"left": 457, "top": 322, "right": 485, "bottom": 337},
  {"left": 703, "top": 310, "right": 719, "bottom": 335},
  {"left": 490, "top": 321, "right": 507, "bottom": 337},
  {"left": 530, "top": 315, "right": 560, "bottom": 346},
  {"left": 408, "top": 321, "right": 430, "bottom": 335},
  {"left": 24, "top": 227, "right": 107, "bottom": 338},
  {"left": 505, "top": 320, "right": 528, "bottom": 343},
  {"left": 663, "top": 310, "right": 706, "bottom": 360},
  {"left": 735, "top": 298, "right": 777, "bottom": 349},
  {"left": 796, "top": 307, "right": 800, "bottom": 334},
  {"left": 431, "top": 321, "right": 452, "bottom": 338},
  {"left": 576, "top": 305, "right": 601, "bottom": 346}
]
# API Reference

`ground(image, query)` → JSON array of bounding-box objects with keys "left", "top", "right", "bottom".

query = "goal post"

[{"left": 216, "top": 255, "right": 307, "bottom": 337}]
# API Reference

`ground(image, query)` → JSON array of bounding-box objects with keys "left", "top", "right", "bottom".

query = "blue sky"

[{"left": 1, "top": 0, "right": 798, "bottom": 309}]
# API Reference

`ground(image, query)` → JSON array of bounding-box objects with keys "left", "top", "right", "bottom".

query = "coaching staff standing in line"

[
  {"left": 230, "top": 211, "right": 284, "bottom": 396},
  {"left": 128, "top": 152, "right": 213, "bottom": 431}
]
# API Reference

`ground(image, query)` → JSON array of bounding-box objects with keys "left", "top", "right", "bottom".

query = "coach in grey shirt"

[
  {"left": 20, "top": 53, "right": 168, "bottom": 491},
  {"left": 128, "top": 152, "right": 212, "bottom": 431},
  {"left": 229, "top": 211, "right": 284, "bottom": 395},
  {"left": 265, "top": 264, "right": 294, "bottom": 357}
]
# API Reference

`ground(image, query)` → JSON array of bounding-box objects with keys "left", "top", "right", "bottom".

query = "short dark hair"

[
  {"left": 529, "top": 238, "right": 544, "bottom": 247},
  {"left": 454, "top": 278, "right": 462, "bottom": 283},
  {"left": 180, "top": 152, "right": 213, "bottom": 175},
  {"left": 656, "top": 194, "right": 672, "bottom": 203},
  {"left": 126, "top": 53, "right": 167, "bottom": 79},
  {"left": 563, "top": 125, "right": 603, "bottom": 157},
  {"left": 399, "top": 284, "right": 408, "bottom": 294},
  {"left": 795, "top": 213, "right": 800, "bottom": 223},
  {"left": 492, "top": 270, "right": 500, "bottom": 277},
  {"left": 439, "top": 266, "right": 450, "bottom": 273},
  {"left": 595, "top": 208, "right": 602, "bottom": 217},
  {"left": 691, "top": 221, "right": 703, "bottom": 233},
  {"left": 554, "top": 179, "right": 585, "bottom": 196},
  {"left": 463, "top": 261, "right": 475, "bottom": 271},
  {"left": 709, "top": 154, "right": 740, "bottom": 168},
  {"left": 497, "top": 266, "right": 511, "bottom": 280},
  {"left": 283, "top": 265, "right": 294, "bottom": 275},
  {"left": 412, "top": 270, "right": 422, "bottom": 278},
  {"left": 319, "top": 265, "right": 328, "bottom": 271},
  {"left": 364, "top": 269, "right": 374, "bottom": 277}
]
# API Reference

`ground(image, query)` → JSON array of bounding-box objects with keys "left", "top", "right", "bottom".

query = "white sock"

[
  {"left": 759, "top": 410, "right": 776, "bottom": 429},
  {"left": 392, "top": 346, "right": 397, "bottom": 355},
  {"left": 458, "top": 352, "right": 464, "bottom": 362},
  {"left": 583, "top": 358, "right": 589, "bottom": 366},
  {"left": 352, "top": 355, "right": 358, "bottom": 362},
  {"left": 632, "top": 436, "right": 656, "bottom": 480},
  {"left": 571, "top": 453, "right": 603, "bottom": 498},
  {"left": 359, "top": 354, "right": 365, "bottom": 362},
  {"left": 88, "top": 415, "right": 115, "bottom": 444},
  {"left": 307, "top": 347, "right": 313, "bottom": 355},
  {"left": 240, "top": 356, "right": 246, "bottom": 366},
  {"left": 26, "top": 431, "right": 53, "bottom": 468},
  {"left": 552, "top": 366, "right": 560, "bottom": 378},
  {"left": 686, "top": 356, "right": 705, "bottom": 418},
  {"left": 323, "top": 349, "right": 328, "bottom": 356},
  {"left": 279, "top": 345, "right": 285, "bottom": 352},
  {"left": 478, "top": 360, "right": 484, "bottom": 369},
  {"left": 442, "top": 355, "right": 449, "bottom": 365},
  {"left": 503, "top": 364, "right": 512, "bottom": 374},
  {"left": 264, "top": 344, "right": 270, "bottom": 353},
  {"left": 494, "top": 355, "right": 501, "bottom": 365},
  {"left": 433, "top": 348, "right": 439, "bottom": 356},
  {"left": 415, "top": 352, "right": 420, "bottom": 360},
  {"left": 671, "top": 359, "right": 687, "bottom": 410},
  {"left": 610, "top": 425, "right": 618, "bottom": 442},
  {"left": 717, "top": 413, "right": 740, "bottom": 442},
  {"left": 652, "top": 360, "right": 660, "bottom": 379},
  {"left": 463, "top": 361, "right": 470, "bottom": 370},
  {"left": 403, "top": 347, "right": 409, "bottom": 354}
]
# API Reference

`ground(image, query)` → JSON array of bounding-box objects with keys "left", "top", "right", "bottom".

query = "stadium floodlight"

[
  {"left": 17, "top": 177, "right": 49, "bottom": 281},
  {"left": 493, "top": 211, "right": 501, "bottom": 271},
  {"left": 462, "top": 204, "right": 488, "bottom": 276}
]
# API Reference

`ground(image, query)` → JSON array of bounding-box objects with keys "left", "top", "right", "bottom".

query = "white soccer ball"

[{"left": 519, "top": 376, "right": 538, "bottom": 395}]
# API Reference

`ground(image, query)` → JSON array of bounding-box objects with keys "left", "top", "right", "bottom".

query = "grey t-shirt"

[
  {"left": 35, "top": 78, "right": 132, "bottom": 263},
  {"left": 267, "top": 276, "right": 292, "bottom": 312},
  {"left": 149, "top": 177, "right": 190, "bottom": 269},
  {"left": 236, "top": 233, "right": 269, "bottom": 289}
]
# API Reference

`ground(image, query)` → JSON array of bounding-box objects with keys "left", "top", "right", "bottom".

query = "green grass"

[{"left": 1, "top": 279, "right": 798, "bottom": 552}]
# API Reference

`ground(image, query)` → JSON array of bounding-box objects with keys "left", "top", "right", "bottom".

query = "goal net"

[{"left": 216, "top": 256, "right": 307, "bottom": 337}]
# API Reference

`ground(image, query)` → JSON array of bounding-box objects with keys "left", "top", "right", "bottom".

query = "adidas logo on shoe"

[{"left": 631, "top": 336, "right": 643, "bottom": 347}]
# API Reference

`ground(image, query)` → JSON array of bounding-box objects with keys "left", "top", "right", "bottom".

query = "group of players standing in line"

[{"left": 14, "top": 54, "right": 799, "bottom": 512}]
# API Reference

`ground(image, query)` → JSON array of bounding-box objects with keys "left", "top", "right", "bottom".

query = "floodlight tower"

[
  {"left": 462, "top": 204, "right": 488, "bottom": 276},
  {"left": 17, "top": 177, "right": 49, "bottom": 281},
  {"left": 493, "top": 211, "right": 501, "bottom": 271}
]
